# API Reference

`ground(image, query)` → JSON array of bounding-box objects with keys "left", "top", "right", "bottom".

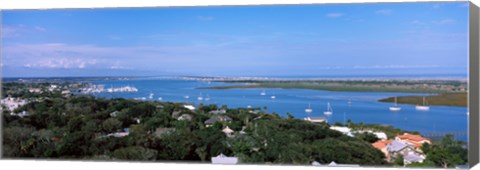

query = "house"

[
  {"left": 395, "top": 133, "right": 431, "bottom": 148},
  {"left": 304, "top": 116, "right": 327, "bottom": 123},
  {"left": 403, "top": 153, "right": 426, "bottom": 165},
  {"left": 204, "top": 115, "right": 233, "bottom": 127},
  {"left": 372, "top": 139, "right": 394, "bottom": 160},
  {"left": 105, "top": 128, "right": 130, "bottom": 138},
  {"left": 61, "top": 90, "right": 71, "bottom": 95},
  {"left": 372, "top": 132, "right": 388, "bottom": 140},
  {"left": 330, "top": 126, "right": 354, "bottom": 137},
  {"left": 211, "top": 153, "right": 239, "bottom": 164},
  {"left": 17, "top": 110, "right": 30, "bottom": 117},
  {"left": 386, "top": 140, "right": 424, "bottom": 163},
  {"left": 354, "top": 130, "right": 388, "bottom": 140},
  {"left": 177, "top": 114, "right": 193, "bottom": 121},
  {"left": 222, "top": 126, "right": 235, "bottom": 138},
  {"left": 248, "top": 110, "right": 261, "bottom": 114},
  {"left": 209, "top": 109, "right": 226, "bottom": 114},
  {"left": 171, "top": 111, "right": 182, "bottom": 119},
  {"left": 28, "top": 88, "right": 42, "bottom": 93},
  {"left": 110, "top": 111, "right": 118, "bottom": 117},
  {"left": 183, "top": 105, "right": 196, "bottom": 111}
]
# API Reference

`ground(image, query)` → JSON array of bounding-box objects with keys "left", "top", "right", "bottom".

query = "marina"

[{"left": 88, "top": 77, "right": 468, "bottom": 141}]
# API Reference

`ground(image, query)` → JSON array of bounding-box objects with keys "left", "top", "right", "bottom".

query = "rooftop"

[{"left": 372, "top": 139, "right": 394, "bottom": 150}]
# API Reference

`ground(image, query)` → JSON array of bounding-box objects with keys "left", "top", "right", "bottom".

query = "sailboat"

[
  {"left": 305, "top": 103, "right": 313, "bottom": 113},
  {"left": 415, "top": 96, "right": 430, "bottom": 111},
  {"left": 148, "top": 92, "right": 154, "bottom": 99},
  {"left": 271, "top": 95, "right": 276, "bottom": 99},
  {"left": 197, "top": 93, "right": 204, "bottom": 101},
  {"left": 204, "top": 94, "right": 210, "bottom": 101},
  {"left": 260, "top": 90, "right": 266, "bottom": 96},
  {"left": 389, "top": 96, "right": 401, "bottom": 111},
  {"left": 324, "top": 102, "right": 333, "bottom": 115}
]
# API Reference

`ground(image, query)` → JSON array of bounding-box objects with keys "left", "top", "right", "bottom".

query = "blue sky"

[{"left": 1, "top": 2, "right": 470, "bottom": 77}]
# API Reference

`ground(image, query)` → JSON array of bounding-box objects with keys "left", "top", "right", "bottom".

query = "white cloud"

[
  {"left": 432, "top": 19, "right": 455, "bottom": 25},
  {"left": 375, "top": 9, "right": 393, "bottom": 15},
  {"left": 326, "top": 13, "right": 344, "bottom": 18},
  {"left": 24, "top": 58, "right": 97, "bottom": 69},
  {"left": 2, "top": 25, "right": 46, "bottom": 38}
]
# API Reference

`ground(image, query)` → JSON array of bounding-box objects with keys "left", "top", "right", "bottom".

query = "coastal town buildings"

[
  {"left": 372, "top": 133, "right": 430, "bottom": 166},
  {"left": 204, "top": 115, "right": 233, "bottom": 127}
]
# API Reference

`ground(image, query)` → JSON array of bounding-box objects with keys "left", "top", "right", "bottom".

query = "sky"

[{"left": 1, "top": 2, "right": 470, "bottom": 77}]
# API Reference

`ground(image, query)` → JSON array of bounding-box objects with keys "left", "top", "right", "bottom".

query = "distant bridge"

[{"left": 421, "top": 131, "right": 467, "bottom": 137}]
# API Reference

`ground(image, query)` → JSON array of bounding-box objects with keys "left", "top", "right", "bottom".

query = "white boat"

[
  {"left": 158, "top": 97, "right": 163, "bottom": 101},
  {"left": 305, "top": 103, "right": 313, "bottom": 113},
  {"left": 415, "top": 96, "right": 430, "bottom": 111},
  {"left": 148, "top": 92, "right": 154, "bottom": 99},
  {"left": 247, "top": 105, "right": 252, "bottom": 108},
  {"left": 389, "top": 96, "right": 401, "bottom": 111},
  {"left": 324, "top": 102, "right": 333, "bottom": 115},
  {"left": 197, "top": 93, "right": 204, "bottom": 101},
  {"left": 271, "top": 95, "right": 276, "bottom": 99},
  {"left": 184, "top": 95, "right": 190, "bottom": 99},
  {"left": 260, "top": 90, "right": 266, "bottom": 96},
  {"left": 205, "top": 94, "right": 210, "bottom": 101}
]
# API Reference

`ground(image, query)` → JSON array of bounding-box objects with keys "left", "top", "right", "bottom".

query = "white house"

[
  {"left": 222, "top": 126, "right": 235, "bottom": 138},
  {"left": 183, "top": 105, "right": 196, "bottom": 111},
  {"left": 330, "top": 126, "right": 354, "bottom": 137},
  {"left": 304, "top": 117, "right": 328, "bottom": 123}
]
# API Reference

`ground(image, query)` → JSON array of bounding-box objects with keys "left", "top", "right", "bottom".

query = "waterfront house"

[
  {"left": 204, "top": 115, "right": 233, "bottom": 127},
  {"left": 304, "top": 116, "right": 327, "bottom": 123},
  {"left": 183, "top": 105, "right": 196, "bottom": 111},
  {"left": 373, "top": 132, "right": 388, "bottom": 140},
  {"left": 211, "top": 153, "right": 239, "bottom": 164},
  {"left": 354, "top": 130, "right": 388, "bottom": 140},
  {"left": 330, "top": 126, "right": 354, "bottom": 137},
  {"left": 386, "top": 140, "right": 424, "bottom": 163},
  {"left": 395, "top": 133, "right": 431, "bottom": 148},
  {"left": 372, "top": 139, "right": 394, "bottom": 160}
]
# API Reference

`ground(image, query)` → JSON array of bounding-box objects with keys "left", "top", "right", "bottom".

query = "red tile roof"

[
  {"left": 396, "top": 133, "right": 430, "bottom": 142},
  {"left": 372, "top": 139, "right": 394, "bottom": 150}
]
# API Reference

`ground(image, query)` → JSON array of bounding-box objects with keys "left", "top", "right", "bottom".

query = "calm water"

[{"left": 90, "top": 78, "right": 468, "bottom": 141}]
